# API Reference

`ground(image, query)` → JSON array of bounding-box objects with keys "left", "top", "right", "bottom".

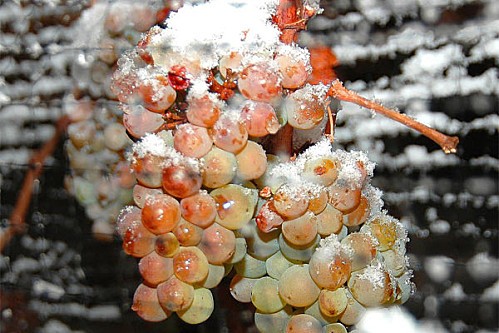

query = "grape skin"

[
  {"left": 285, "top": 314, "right": 322, "bottom": 333},
  {"left": 132, "top": 283, "right": 169, "bottom": 322},
  {"left": 138, "top": 251, "right": 174, "bottom": 286},
  {"left": 177, "top": 288, "right": 214, "bottom": 324},
  {"left": 278, "top": 264, "right": 320, "bottom": 308},
  {"left": 197, "top": 223, "right": 236, "bottom": 264},
  {"left": 251, "top": 277, "right": 287, "bottom": 314},
  {"left": 157, "top": 276, "right": 194, "bottom": 312}
]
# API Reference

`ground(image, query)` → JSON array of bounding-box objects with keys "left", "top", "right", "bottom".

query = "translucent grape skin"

[
  {"left": 341, "top": 233, "right": 377, "bottom": 271},
  {"left": 254, "top": 306, "right": 293, "bottom": 333},
  {"left": 316, "top": 204, "right": 343, "bottom": 237},
  {"left": 180, "top": 191, "right": 217, "bottom": 228},
  {"left": 251, "top": 277, "right": 286, "bottom": 314},
  {"left": 281, "top": 211, "right": 318, "bottom": 246},
  {"left": 173, "top": 246, "right": 209, "bottom": 284},
  {"left": 186, "top": 94, "right": 221, "bottom": 128},
  {"left": 132, "top": 283, "right": 169, "bottom": 322},
  {"left": 240, "top": 101, "right": 280, "bottom": 137},
  {"left": 276, "top": 54, "right": 309, "bottom": 89},
  {"left": 137, "top": 76, "right": 177, "bottom": 113},
  {"left": 173, "top": 123, "right": 213, "bottom": 158},
  {"left": 343, "top": 195, "right": 370, "bottom": 227},
  {"left": 123, "top": 105, "right": 164, "bottom": 139},
  {"left": 238, "top": 63, "right": 282, "bottom": 103},
  {"left": 256, "top": 200, "right": 284, "bottom": 233},
  {"left": 230, "top": 275, "right": 258, "bottom": 303},
  {"left": 141, "top": 194, "right": 181, "bottom": 235},
  {"left": 162, "top": 163, "right": 203, "bottom": 198},
  {"left": 177, "top": 288, "right": 214, "bottom": 324},
  {"left": 131, "top": 154, "right": 164, "bottom": 189},
  {"left": 172, "top": 218, "right": 203, "bottom": 246},
  {"left": 235, "top": 141, "right": 268, "bottom": 181},
  {"left": 133, "top": 185, "right": 162, "bottom": 208},
  {"left": 309, "top": 245, "right": 352, "bottom": 291},
  {"left": 123, "top": 220, "right": 156, "bottom": 258},
  {"left": 211, "top": 184, "right": 258, "bottom": 230},
  {"left": 157, "top": 276, "right": 194, "bottom": 312},
  {"left": 197, "top": 223, "right": 236, "bottom": 264},
  {"left": 284, "top": 91, "right": 326, "bottom": 130},
  {"left": 278, "top": 264, "right": 320, "bottom": 307},
  {"left": 303, "top": 157, "right": 338, "bottom": 186},
  {"left": 139, "top": 251, "right": 174, "bottom": 286},
  {"left": 318, "top": 287, "right": 348, "bottom": 317},
  {"left": 201, "top": 146, "right": 237, "bottom": 188},
  {"left": 285, "top": 314, "right": 323, "bottom": 333},
  {"left": 155, "top": 232, "right": 180, "bottom": 257},
  {"left": 273, "top": 185, "right": 309, "bottom": 220},
  {"left": 234, "top": 253, "right": 267, "bottom": 278},
  {"left": 211, "top": 115, "right": 248, "bottom": 154},
  {"left": 328, "top": 184, "right": 362, "bottom": 214}
]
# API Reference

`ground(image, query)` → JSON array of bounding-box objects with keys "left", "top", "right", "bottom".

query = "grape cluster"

[{"left": 110, "top": 0, "right": 414, "bottom": 330}]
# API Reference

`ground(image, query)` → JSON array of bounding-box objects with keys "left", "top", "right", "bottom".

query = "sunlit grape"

[
  {"left": 234, "top": 253, "right": 267, "bottom": 278},
  {"left": 265, "top": 250, "right": 295, "bottom": 280},
  {"left": 282, "top": 211, "right": 318, "bottom": 246},
  {"left": 347, "top": 263, "right": 395, "bottom": 307},
  {"left": 328, "top": 184, "right": 361, "bottom": 214},
  {"left": 197, "top": 223, "right": 236, "bottom": 264},
  {"left": 157, "top": 276, "right": 194, "bottom": 312},
  {"left": 177, "top": 288, "right": 214, "bottom": 324},
  {"left": 276, "top": 54, "right": 309, "bottom": 89},
  {"left": 141, "top": 194, "right": 181, "bottom": 235},
  {"left": 211, "top": 115, "right": 248, "bottom": 154},
  {"left": 235, "top": 141, "right": 268, "bottom": 181},
  {"left": 240, "top": 101, "right": 280, "bottom": 137},
  {"left": 309, "top": 236, "right": 352, "bottom": 290},
  {"left": 362, "top": 215, "right": 405, "bottom": 252},
  {"left": 338, "top": 291, "right": 366, "bottom": 326},
  {"left": 251, "top": 277, "right": 286, "bottom": 314},
  {"left": 316, "top": 204, "right": 343, "bottom": 237},
  {"left": 303, "top": 156, "right": 338, "bottom": 186},
  {"left": 381, "top": 249, "right": 407, "bottom": 277},
  {"left": 210, "top": 184, "right": 258, "bottom": 230},
  {"left": 155, "top": 232, "right": 180, "bottom": 258},
  {"left": 139, "top": 251, "right": 174, "bottom": 286},
  {"left": 279, "top": 233, "right": 320, "bottom": 262},
  {"left": 308, "top": 189, "right": 328, "bottom": 215},
  {"left": 230, "top": 275, "right": 258, "bottom": 303},
  {"left": 318, "top": 287, "right": 348, "bottom": 318},
  {"left": 278, "top": 264, "right": 320, "bottom": 307},
  {"left": 273, "top": 184, "right": 309, "bottom": 219},
  {"left": 173, "top": 124, "right": 213, "bottom": 158},
  {"left": 201, "top": 146, "right": 237, "bottom": 188},
  {"left": 123, "top": 220, "right": 156, "bottom": 258},
  {"left": 137, "top": 75, "right": 177, "bottom": 113},
  {"left": 132, "top": 283, "right": 169, "bottom": 322},
  {"left": 173, "top": 246, "right": 209, "bottom": 284},
  {"left": 343, "top": 195, "right": 370, "bottom": 227},
  {"left": 238, "top": 63, "right": 282, "bottom": 103},
  {"left": 342, "top": 233, "right": 376, "bottom": 272},
  {"left": 254, "top": 306, "right": 293, "bottom": 333},
  {"left": 285, "top": 314, "right": 322, "bottom": 333},
  {"left": 199, "top": 264, "right": 225, "bottom": 289},
  {"left": 172, "top": 218, "right": 203, "bottom": 246},
  {"left": 162, "top": 162, "right": 202, "bottom": 198},
  {"left": 133, "top": 185, "right": 162, "bottom": 208},
  {"left": 284, "top": 87, "right": 327, "bottom": 130},
  {"left": 180, "top": 191, "right": 217, "bottom": 228},
  {"left": 186, "top": 94, "right": 221, "bottom": 128}
]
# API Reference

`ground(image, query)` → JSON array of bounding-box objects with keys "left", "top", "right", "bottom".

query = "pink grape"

[
  {"left": 240, "top": 101, "right": 280, "bottom": 137},
  {"left": 238, "top": 63, "right": 282, "bottom": 103},
  {"left": 173, "top": 124, "right": 213, "bottom": 158},
  {"left": 132, "top": 283, "right": 169, "bottom": 322}
]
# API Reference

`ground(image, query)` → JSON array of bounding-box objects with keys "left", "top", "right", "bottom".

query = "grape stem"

[
  {"left": 0, "top": 115, "right": 71, "bottom": 252},
  {"left": 328, "top": 80, "right": 459, "bottom": 154}
]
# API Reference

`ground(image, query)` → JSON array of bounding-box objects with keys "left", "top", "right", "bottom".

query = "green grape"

[
  {"left": 201, "top": 146, "right": 237, "bottom": 189},
  {"left": 199, "top": 264, "right": 225, "bottom": 289},
  {"left": 132, "top": 283, "right": 169, "bottom": 322},
  {"left": 341, "top": 233, "right": 377, "bottom": 272},
  {"left": 323, "top": 323, "right": 348, "bottom": 333},
  {"left": 211, "top": 184, "right": 258, "bottom": 230},
  {"left": 230, "top": 275, "right": 258, "bottom": 303},
  {"left": 254, "top": 306, "right": 293, "bottom": 333},
  {"left": 381, "top": 249, "right": 407, "bottom": 277},
  {"left": 347, "top": 263, "right": 395, "bottom": 307},
  {"left": 316, "top": 204, "right": 343, "bottom": 237},
  {"left": 278, "top": 264, "right": 320, "bottom": 307},
  {"left": 304, "top": 300, "right": 337, "bottom": 325},
  {"left": 226, "top": 237, "right": 247, "bottom": 264},
  {"left": 338, "top": 291, "right": 366, "bottom": 326},
  {"left": 281, "top": 211, "right": 318, "bottom": 246},
  {"left": 177, "top": 288, "right": 214, "bottom": 324},
  {"left": 251, "top": 277, "right": 287, "bottom": 314},
  {"left": 197, "top": 223, "right": 236, "bottom": 264},
  {"left": 239, "top": 221, "right": 279, "bottom": 260},
  {"left": 279, "top": 233, "right": 320, "bottom": 262},
  {"left": 318, "top": 287, "right": 348, "bottom": 318},
  {"left": 138, "top": 251, "right": 174, "bottom": 286},
  {"left": 173, "top": 246, "right": 209, "bottom": 284},
  {"left": 234, "top": 253, "right": 267, "bottom": 278},
  {"left": 157, "top": 276, "right": 194, "bottom": 312},
  {"left": 235, "top": 141, "right": 268, "bottom": 181},
  {"left": 285, "top": 314, "right": 322, "bottom": 333},
  {"left": 266, "top": 251, "right": 295, "bottom": 280}
]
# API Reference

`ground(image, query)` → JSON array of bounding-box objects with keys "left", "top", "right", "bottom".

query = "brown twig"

[
  {"left": 328, "top": 80, "right": 459, "bottom": 154},
  {"left": 0, "top": 115, "right": 71, "bottom": 252}
]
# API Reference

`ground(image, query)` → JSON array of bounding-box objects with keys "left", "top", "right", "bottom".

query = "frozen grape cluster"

[{"left": 110, "top": 0, "right": 414, "bottom": 330}]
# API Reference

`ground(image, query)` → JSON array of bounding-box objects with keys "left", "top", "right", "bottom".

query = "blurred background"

[{"left": 0, "top": 0, "right": 497, "bottom": 332}]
